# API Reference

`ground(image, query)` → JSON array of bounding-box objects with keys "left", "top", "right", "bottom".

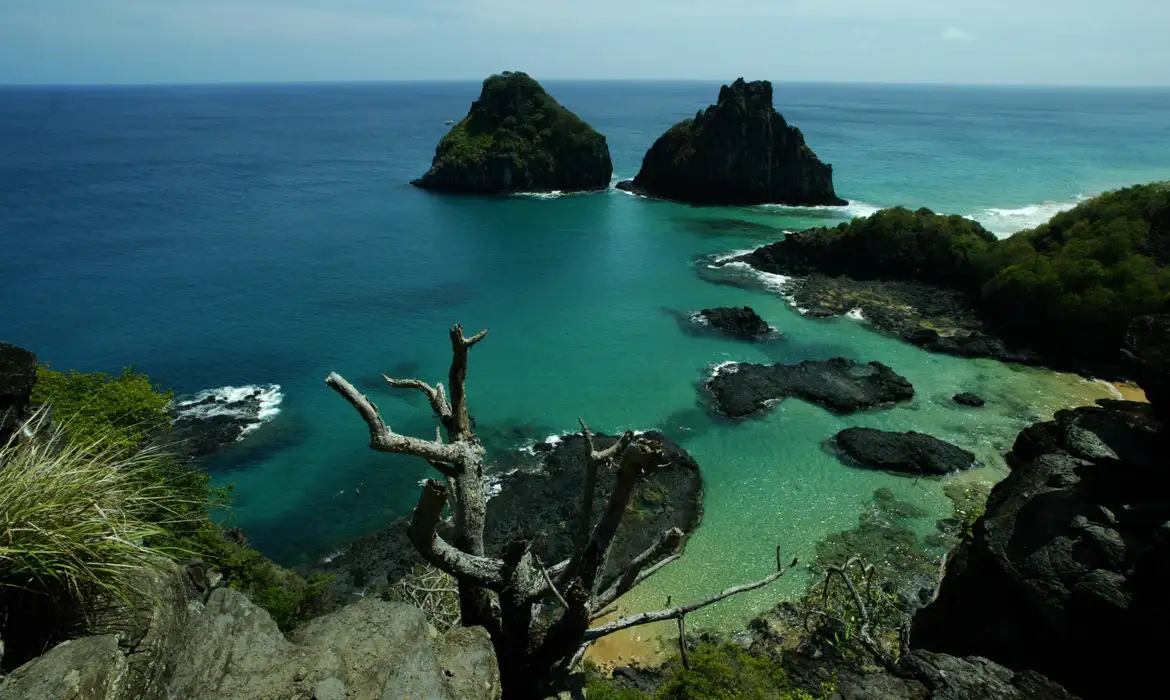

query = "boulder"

[
  {"left": 616, "top": 79, "right": 845, "bottom": 206},
  {"left": 834, "top": 428, "right": 976, "bottom": 476},
  {"left": 0, "top": 342, "right": 37, "bottom": 444},
  {"left": 0, "top": 635, "right": 130, "bottom": 700},
  {"left": 166, "top": 588, "right": 500, "bottom": 700},
  {"left": 910, "top": 391, "right": 1168, "bottom": 698},
  {"left": 695, "top": 307, "right": 772, "bottom": 338},
  {"left": 952, "top": 392, "right": 984, "bottom": 407},
  {"left": 412, "top": 71, "right": 612, "bottom": 194},
  {"left": 707, "top": 358, "right": 914, "bottom": 418},
  {"left": 835, "top": 650, "right": 1080, "bottom": 700}
]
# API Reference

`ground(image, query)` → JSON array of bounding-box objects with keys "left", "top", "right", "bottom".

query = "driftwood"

[{"left": 328, "top": 324, "right": 792, "bottom": 698}]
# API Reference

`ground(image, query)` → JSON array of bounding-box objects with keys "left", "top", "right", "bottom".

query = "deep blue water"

[{"left": 2, "top": 82, "right": 1168, "bottom": 629}]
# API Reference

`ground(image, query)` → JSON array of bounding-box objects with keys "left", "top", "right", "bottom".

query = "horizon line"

[{"left": 3, "top": 77, "right": 1170, "bottom": 90}]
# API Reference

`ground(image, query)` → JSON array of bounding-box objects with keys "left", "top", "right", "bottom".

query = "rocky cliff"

[
  {"left": 0, "top": 564, "right": 501, "bottom": 700},
  {"left": 910, "top": 314, "right": 1170, "bottom": 699},
  {"left": 617, "top": 78, "right": 845, "bottom": 206},
  {"left": 412, "top": 71, "right": 613, "bottom": 194}
]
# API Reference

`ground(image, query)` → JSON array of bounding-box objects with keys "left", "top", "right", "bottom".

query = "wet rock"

[
  {"left": 695, "top": 306, "right": 772, "bottom": 338},
  {"left": 952, "top": 392, "right": 985, "bottom": 407},
  {"left": 835, "top": 428, "right": 976, "bottom": 477},
  {"left": 707, "top": 358, "right": 913, "bottom": 418}
]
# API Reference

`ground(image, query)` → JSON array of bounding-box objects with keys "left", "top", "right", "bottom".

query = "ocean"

[{"left": 2, "top": 81, "right": 1168, "bottom": 631}]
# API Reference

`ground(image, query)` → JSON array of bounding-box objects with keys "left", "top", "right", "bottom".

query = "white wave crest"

[
  {"left": 754, "top": 200, "right": 881, "bottom": 220},
  {"left": 710, "top": 361, "right": 742, "bottom": 377},
  {"left": 513, "top": 190, "right": 565, "bottom": 200},
  {"left": 171, "top": 384, "right": 283, "bottom": 436},
  {"left": 718, "top": 260, "right": 795, "bottom": 296},
  {"left": 846, "top": 308, "right": 866, "bottom": 321},
  {"left": 967, "top": 197, "right": 1085, "bottom": 237},
  {"left": 709, "top": 248, "right": 757, "bottom": 265},
  {"left": 1093, "top": 379, "right": 1125, "bottom": 400}
]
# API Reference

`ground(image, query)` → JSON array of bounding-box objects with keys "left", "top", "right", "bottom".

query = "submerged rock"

[
  {"left": 0, "top": 342, "right": 37, "bottom": 444},
  {"left": 412, "top": 71, "right": 613, "bottom": 194},
  {"left": 834, "top": 428, "right": 976, "bottom": 476},
  {"left": 707, "top": 358, "right": 914, "bottom": 418},
  {"left": 952, "top": 392, "right": 985, "bottom": 407},
  {"left": 912, "top": 318, "right": 1170, "bottom": 699},
  {"left": 617, "top": 78, "right": 845, "bottom": 206},
  {"left": 314, "top": 431, "right": 702, "bottom": 609},
  {"left": 695, "top": 306, "right": 772, "bottom": 338}
]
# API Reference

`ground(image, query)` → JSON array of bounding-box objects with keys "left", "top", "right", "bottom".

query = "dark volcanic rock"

[
  {"left": 165, "top": 387, "right": 277, "bottom": 459},
  {"left": 0, "top": 342, "right": 37, "bottom": 444},
  {"left": 314, "top": 431, "right": 702, "bottom": 609},
  {"left": 695, "top": 306, "right": 771, "bottom": 338},
  {"left": 834, "top": 651, "right": 1080, "bottom": 700},
  {"left": 911, "top": 318, "right": 1170, "bottom": 699},
  {"left": 412, "top": 71, "right": 612, "bottom": 194},
  {"left": 835, "top": 428, "right": 976, "bottom": 476},
  {"left": 1124, "top": 313, "right": 1170, "bottom": 418},
  {"left": 707, "top": 358, "right": 913, "bottom": 418},
  {"left": 616, "top": 79, "right": 845, "bottom": 206},
  {"left": 952, "top": 392, "right": 985, "bottom": 407}
]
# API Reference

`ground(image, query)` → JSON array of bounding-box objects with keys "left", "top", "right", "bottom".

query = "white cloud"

[{"left": 942, "top": 27, "right": 976, "bottom": 42}]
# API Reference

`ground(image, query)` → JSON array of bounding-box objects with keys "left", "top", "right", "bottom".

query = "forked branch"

[
  {"left": 325, "top": 372, "right": 461, "bottom": 473},
  {"left": 592, "top": 527, "right": 684, "bottom": 618},
  {"left": 384, "top": 376, "right": 452, "bottom": 423},
  {"left": 407, "top": 480, "right": 505, "bottom": 589},
  {"left": 448, "top": 324, "right": 488, "bottom": 440}
]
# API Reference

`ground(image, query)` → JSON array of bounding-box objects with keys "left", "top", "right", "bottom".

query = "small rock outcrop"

[
  {"left": 0, "top": 342, "right": 37, "bottom": 444},
  {"left": 695, "top": 306, "right": 772, "bottom": 338},
  {"left": 707, "top": 358, "right": 914, "bottom": 418},
  {"left": 0, "top": 635, "right": 129, "bottom": 700},
  {"left": 165, "top": 385, "right": 280, "bottom": 460},
  {"left": 412, "top": 71, "right": 612, "bottom": 194},
  {"left": 910, "top": 314, "right": 1170, "bottom": 699},
  {"left": 952, "top": 392, "right": 985, "bottom": 407},
  {"left": 616, "top": 78, "right": 845, "bottom": 206},
  {"left": 835, "top": 650, "right": 1080, "bottom": 700},
  {"left": 834, "top": 428, "right": 976, "bottom": 476}
]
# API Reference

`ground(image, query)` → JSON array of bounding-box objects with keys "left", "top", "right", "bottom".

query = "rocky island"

[
  {"left": 617, "top": 78, "right": 846, "bottom": 206},
  {"left": 730, "top": 183, "right": 1170, "bottom": 375},
  {"left": 412, "top": 71, "right": 613, "bottom": 194}
]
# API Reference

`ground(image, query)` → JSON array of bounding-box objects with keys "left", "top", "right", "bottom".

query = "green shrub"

[
  {"left": 586, "top": 643, "right": 834, "bottom": 700},
  {"left": 185, "top": 523, "right": 331, "bottom": 632},
  {"left": 32, "top": 366, "right": 173, "bottom": 451}
]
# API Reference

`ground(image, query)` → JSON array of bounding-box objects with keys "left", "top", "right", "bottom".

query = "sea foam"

[
  {"left": 171, "top": 384, "right": 284, "bottom": 436},
  {"left": 967, "top": 197, "right": 1085, "bottom": 238},
  {"left": 755, "top": 200, "right": 881, "bottom": 220}
]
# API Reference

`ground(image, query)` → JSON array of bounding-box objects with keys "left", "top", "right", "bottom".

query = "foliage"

[
  {"left": 183, "top": 523, "right": 331, "bottom": 632},
  {"left": 424, "top": 71, "right": 609, "bottom": 187},
  {"left": 792, "top": 183, "right": 1170, "bottom": 368},
  {"left": 585, "top": 643, "right": 834, "bottom": 700},
  {"left": 0, "top": 414, "right": 194, "bottom": 605},
  {"left": 799, "top": 559, "right": 905, "bottom": 663},
  {"left": 32, "top": 365, "right": 173, "bottom": 452}
]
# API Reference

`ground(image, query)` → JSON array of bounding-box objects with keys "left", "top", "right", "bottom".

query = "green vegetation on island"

[
  {"left": 747, "top": 182, "right": 1170, "bottom": 371},
  {"left": 413, "top": 71, "right": 613, "bottom": 194}
]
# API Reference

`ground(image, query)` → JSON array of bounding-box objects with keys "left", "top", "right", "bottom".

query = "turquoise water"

[{"left": 2, "top": 82, "right": 1167, "bottom": 635}]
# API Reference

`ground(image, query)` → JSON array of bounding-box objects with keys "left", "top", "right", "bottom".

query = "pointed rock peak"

[{"left": 718, "top": 78, "right": 773, "bottom": 112}]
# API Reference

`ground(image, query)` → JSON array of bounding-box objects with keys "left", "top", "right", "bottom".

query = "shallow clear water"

[{"left": 2, "top": 81, "right": 1167, "bottom": 632}]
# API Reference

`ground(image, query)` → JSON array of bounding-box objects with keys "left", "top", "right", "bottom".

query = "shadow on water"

[
  {"left": 314, "top": 280, "right": 475, "bottom": 316},
  {"left": 673, "top": 216, "right": 789, "bottom": 239},
  {"left": 199, "top": 410, "right": 313, "bottom": 475}
]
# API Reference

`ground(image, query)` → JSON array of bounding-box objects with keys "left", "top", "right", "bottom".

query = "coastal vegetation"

[
  {"left": 413, "top": 71, "right": 613, "bottom": 193},
  {"left": 0, "top": 364, "right": 327, "bottom": 669},
  {"left": 747, "top": 182, "right": 1170, "bottom": 371}
]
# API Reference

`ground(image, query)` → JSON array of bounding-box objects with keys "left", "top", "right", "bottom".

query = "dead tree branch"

[
  {"left": 408, "top": 480, "right": 505, "bottom": 589},
  {"left": 384, "top": 376, "right": 452, "bottom": 423},
  {"left": 820, "top": 557, "right": 898, "bottom": 672},
  {"left": 592, "top": 528, "right": 684, "bottom": 618},
  {"left": 582, "top": 554, "right": 797, "bottom": 642}
]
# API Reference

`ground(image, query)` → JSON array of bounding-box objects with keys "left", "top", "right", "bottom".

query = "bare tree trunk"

[{"left": 328, "top": 325, "right": 795, "bottom": 699}]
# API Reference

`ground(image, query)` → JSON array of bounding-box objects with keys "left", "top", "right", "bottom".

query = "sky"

[{"left": 1, "top": 0, "right": 1168, "bottom": 86}]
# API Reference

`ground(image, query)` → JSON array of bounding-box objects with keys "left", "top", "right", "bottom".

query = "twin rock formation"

[{"left": 413, "top": 73, "right": 845, "bottom": 206}]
